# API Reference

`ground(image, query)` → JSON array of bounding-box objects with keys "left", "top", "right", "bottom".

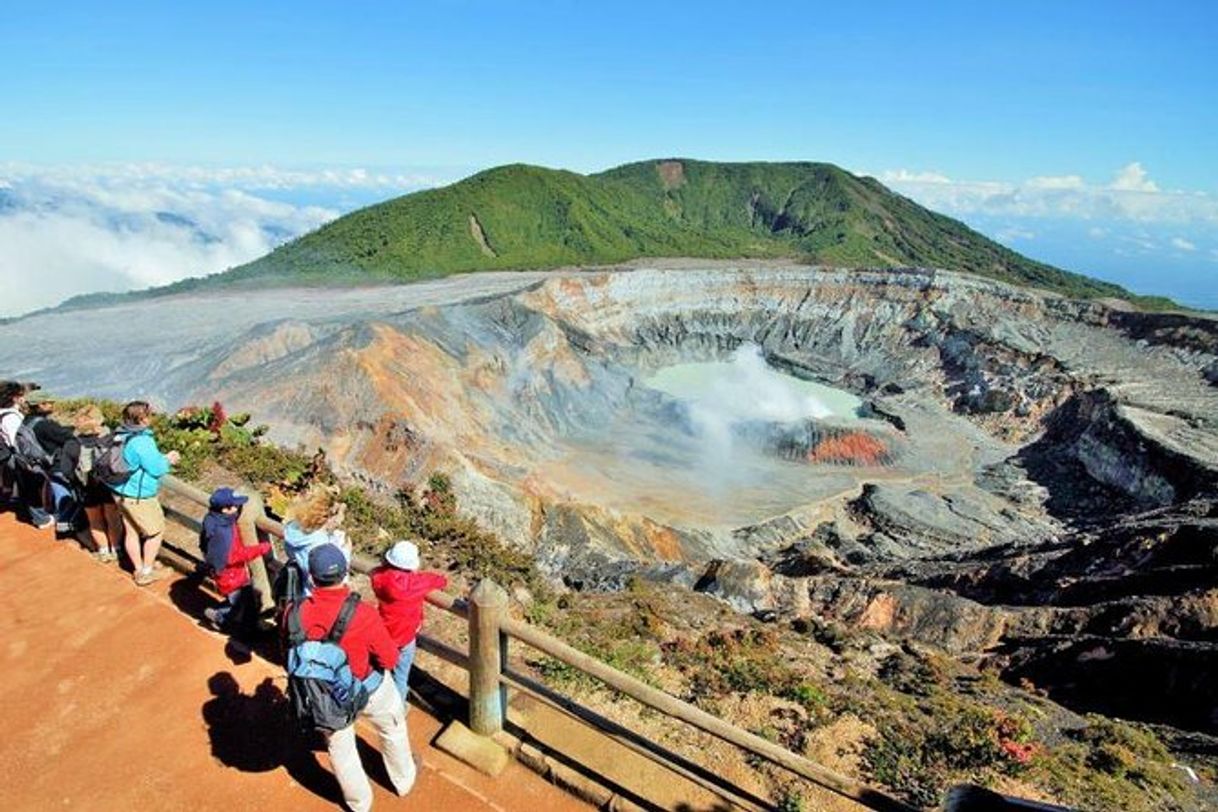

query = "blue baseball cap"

[
  {"left": 209, "top": 487, "right": 249, "bottom": 509},
  {"left": 308, "top": 543, "right": 348, "bottom": 586}
]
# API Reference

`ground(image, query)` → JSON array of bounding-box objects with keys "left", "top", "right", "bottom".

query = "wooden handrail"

[{"left": 159, "top": 474, "right": 919, "bottom": 811}]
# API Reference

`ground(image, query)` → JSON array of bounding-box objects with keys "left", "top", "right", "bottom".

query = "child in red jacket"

[
  {"left": 201, "top": 487, "right": 272, "bottom": 633},
  {"left": 370, "top": 540, "right": 448, "bottom": 705}
]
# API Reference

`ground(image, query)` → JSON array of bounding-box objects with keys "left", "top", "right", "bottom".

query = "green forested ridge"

[{"left": 85, "top": 159, "right": 1172, "bottom": 305}]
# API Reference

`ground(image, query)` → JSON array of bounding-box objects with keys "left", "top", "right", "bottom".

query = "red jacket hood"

[{"left": 369, "top": 566, "right": 448, "bottom": 647}]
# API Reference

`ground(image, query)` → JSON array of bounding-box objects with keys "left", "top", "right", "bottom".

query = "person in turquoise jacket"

[{"left": 109, "top": 401, "right": 179, "bottom": 586}]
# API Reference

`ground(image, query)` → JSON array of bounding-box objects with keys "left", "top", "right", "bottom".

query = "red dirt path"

[{"left": 0, "top": 511, "right": 589, "bottom": 812}]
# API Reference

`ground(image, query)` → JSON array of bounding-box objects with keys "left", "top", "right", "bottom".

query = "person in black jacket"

[{"left": 23, "top": 391, "right": 80, "bottom": 533}]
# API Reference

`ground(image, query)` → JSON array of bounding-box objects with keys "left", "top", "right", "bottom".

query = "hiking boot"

[
  {"left": 202, "top": 608, "right": 225, "bottom": 629},
  {"left": 32, "top": 517, "right": 54, "bottom": 530}
]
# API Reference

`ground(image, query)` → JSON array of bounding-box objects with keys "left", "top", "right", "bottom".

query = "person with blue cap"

[
  {"left": 200, "top": 486, "right": 271, "bottom": 632},
  {"left": 296, "top": 543, "right": 416, "bottom": 809}
]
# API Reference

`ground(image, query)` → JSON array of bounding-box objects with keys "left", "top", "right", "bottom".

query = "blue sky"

[{"left": 2, "top": 1, "right": 1216, "bottom": 314}]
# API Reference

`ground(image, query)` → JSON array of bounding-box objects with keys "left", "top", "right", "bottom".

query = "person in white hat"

[{"left": 370, "top": 539, "right": 449, "bottom": 706}]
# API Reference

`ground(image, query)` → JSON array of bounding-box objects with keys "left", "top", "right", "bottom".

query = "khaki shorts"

[{"left": 117, "top": 495, "right": 166, "bottom": 539}]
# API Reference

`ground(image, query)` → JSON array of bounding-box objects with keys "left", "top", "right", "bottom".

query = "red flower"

[
  {"left": 1000, "top": 739, "right": 1036, "bottom": 765},
  {"left": 208, "top": 401, "right": 228, "bottom": 434}
]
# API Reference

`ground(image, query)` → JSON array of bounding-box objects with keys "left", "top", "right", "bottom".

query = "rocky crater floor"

[{"left": 5, "top": 263, "right": 1218, "bottom": 736}]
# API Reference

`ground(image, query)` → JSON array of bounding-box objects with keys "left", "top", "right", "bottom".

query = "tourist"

[
  {"left": 283, "top": 486, "right": 351, "bottom": 595},
  {"left": 108, "top": 400, "right": 180, "bottom": 586},
  {"left": 200, "top": 487, "right": 272, "bottom": 632},
  {"left": 7, "top": 387, "right": 58, "bottom": 530},
  {"left": 23, "top": 391, "right": 84, "bottom": 533},
  {"left": 296, "top": 543, "right": 416, "bottom": 810},
  {"left": 0, "top": 381, "right": 25, "bottom": 506},
  {"left": 72, "top": 405, "right": 124, "bottom": 561},
  {"left": 370, "top": 540, "right": 448, "bottom": 706}
]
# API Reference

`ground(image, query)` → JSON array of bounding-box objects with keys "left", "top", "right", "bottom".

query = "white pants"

[{"left": 325, "top": 677, "right": 416, "bottom": 812}]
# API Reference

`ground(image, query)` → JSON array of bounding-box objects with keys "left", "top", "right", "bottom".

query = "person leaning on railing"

[{"left": 109, "top": 401, "right": 180, "bottom": 586}]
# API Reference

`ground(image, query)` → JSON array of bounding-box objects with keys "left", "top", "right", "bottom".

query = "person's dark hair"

[
  {"left": 122, "top": 400, "right": 153, "bottom": 425},
  {"left": 0, "top": 381, "right": 24, "bottom": 409}
]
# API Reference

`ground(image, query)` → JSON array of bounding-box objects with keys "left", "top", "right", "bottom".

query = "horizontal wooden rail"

[{"left": 159, "top": 474, "right": 918, "bottom": 811}]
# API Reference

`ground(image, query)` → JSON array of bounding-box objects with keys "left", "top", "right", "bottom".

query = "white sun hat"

[{"left": 384, "top": 540, "right": 421, "bottom": 571}]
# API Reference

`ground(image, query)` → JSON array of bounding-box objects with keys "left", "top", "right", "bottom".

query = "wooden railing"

[{"left": 160, "top": 474, "right": 920, "bottom": 812}]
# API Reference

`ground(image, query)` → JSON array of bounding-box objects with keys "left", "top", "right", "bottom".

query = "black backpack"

[
  {"left": 284, "top": 594, "right": 369, "bottom": 732},
  {"left": 272, "top": 559, "right": 307, "bottom": 613},
  {"left": 13, "top": 417, "right": 53, "bottom": 473}
]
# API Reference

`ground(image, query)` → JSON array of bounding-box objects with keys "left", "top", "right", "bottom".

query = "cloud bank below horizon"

[{"left": 0, "top": 163, "right": 450, "bottom": 317}]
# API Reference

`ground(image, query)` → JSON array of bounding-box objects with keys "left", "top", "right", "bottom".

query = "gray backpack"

[{"left": 92, "top": 431, "right": 134, "bottom": 487}]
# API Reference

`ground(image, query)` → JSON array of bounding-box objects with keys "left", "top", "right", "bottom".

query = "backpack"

[
  {"left": 92, "top": 431, "right": 134, "bottom": 487},
  {"left": 284, "top": 593, "right": 369, "bottom": 732},
  {"left": 75, "top": 437, "right": 101, "bottom": 487},
  {"left": 13, "top": 417, "right": 53, "bottom": 473},
  {"left": 273, "top": 559, "right": 307, "bottom": 613}
]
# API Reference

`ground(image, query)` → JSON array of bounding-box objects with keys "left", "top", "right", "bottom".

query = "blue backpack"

[{"left": 284, "top": 593, "right": 369, "bottom": 731}]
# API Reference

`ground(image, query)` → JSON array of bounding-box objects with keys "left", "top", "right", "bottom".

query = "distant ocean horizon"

[{"left": 964, "top": 214, "right": 1217, "bottom": 312}]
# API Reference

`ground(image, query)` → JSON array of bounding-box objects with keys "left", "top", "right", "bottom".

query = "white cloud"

[
  {"left": 996, "top": 226, "right": 1036, "bottom": 243},
  {"left": 877, "top": 169, "right": 952, "bottom": 184},
  {"left": 872, "top": 162, "right": 1218, "bottom": 225},
  {"left": 1026, "top": 174, "right": 1085, "bottom": 190},
  {"left": 1110, "top": 162, "right": 1159, "bottom": 193},
  {"left": 1171, "top": 237, "right": 1197, "bottom": 251},
  {"left": 0, "top": 163, "right": 450, "bottom": 317},
  {"left": 1087, "top": 226, "right": 1108, "bottom": 239}
]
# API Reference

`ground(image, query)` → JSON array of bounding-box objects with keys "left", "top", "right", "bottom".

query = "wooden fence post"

[{"left": 468, "top": 578, "right": 508, "bottom": 736}]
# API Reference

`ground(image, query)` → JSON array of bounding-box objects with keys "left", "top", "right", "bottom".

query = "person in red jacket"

[
  {"left": 200, "top": 487, "right": 271, "bottom": 632},
  {"left": 370, "top": 540, "right": 448, "bottom": 706},
  {"left": 300, "top": 544, "right": 416, "bottom": 811}
]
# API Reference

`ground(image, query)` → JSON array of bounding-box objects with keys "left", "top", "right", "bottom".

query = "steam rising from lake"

[
  {"left": 641, "top": 343, "right": 864, "bottom": 468},
  {"left": 645, "top": 343, "right": 861, "bottom": 429}
]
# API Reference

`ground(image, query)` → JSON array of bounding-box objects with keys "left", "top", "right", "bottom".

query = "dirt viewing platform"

[{"left": 0, "top": 510, "right": 589, "bottom": 811}]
